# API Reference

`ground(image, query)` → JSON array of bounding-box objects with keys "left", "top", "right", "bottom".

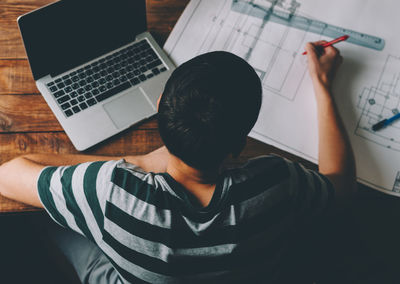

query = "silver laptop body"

[{"left": 18, "top": 0, "right": 175, "bottom": 151}]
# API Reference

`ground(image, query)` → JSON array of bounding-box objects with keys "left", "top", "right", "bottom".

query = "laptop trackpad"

[{"left": 103, "top": 88, "right": 155, "bottom": 129}]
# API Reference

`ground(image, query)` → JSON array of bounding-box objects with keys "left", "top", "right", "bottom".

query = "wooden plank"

[
  {"left": 0, "top": 196, "right": 40, "bottom": 214},
  {"left": 0, "top": 94, "right": 159, "bottom": 132},
  {"left": 0, "top": 0, "right": 189, "bottom": 59},
  {"left": 0, "top": 129, "right": 163, "bottom": 164},
  {"left": 0, "top": 60, "right": 37, "bottom": 95}
]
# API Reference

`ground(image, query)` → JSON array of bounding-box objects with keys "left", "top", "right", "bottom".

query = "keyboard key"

[
  {"left": 100, "top": 70, "right": 107, "bottom": 77},
  {"left": 79, "top": 102, "right": 88, "bottom": 110},
  {"left": 87, "top": 98, "right": 97, "bottom": 106},
  {"left": 55, "top": 78, "right": 62, "bottom": 83},
  {"left": 93, "top": 73, "right": 101, "bottom": 80},
  {"left": 86, "top": 76, "right": 94, "bottom": 83},
  {"left": 65, "top": 86, "right": 73, "bottom": 93},
  {"left": 50, "top": 86, "right": 58, "bottom": 92},
  {"left": 91, "top": 81, "right": 100, "bottom": 88},
  {"left": 112, "top": 71, "right": 120, "bottom": 78},
  {"left": 79, "top": 79, "right": 87, "bottom": 87},
  {"left": 77, "top": 68, "right": 84, "bottom": 73},
  {"left": 72, "top": 106, "right": 81, "bottom": 113},
  {"left": 65, "top": 109, "right": 73, "bottom": 117},
  {"left": 107, "top": 67, "right": 114, "bottom": 74},
  {"left": 62, "top": 74, "right": 70, "bottom": 80},
  {"left": 130, "top": 77, "right": 140, "bottom": 86},
  {"left": 61, "top": 102, "right": 71, "bottom": 110},
  {"left": 47, "top": 82, "right": 55, "bottom": 87},
  {"left": 119, "top": 75, "right": 128, "bottom": 82},
  {"left": 84, "top": 85, "right": 92, "bottom": 92},
  {"left": 70, "top": 71, "right": 77, "bottom": 76},
  {"left": 99, "top": 58, "right": 106, "bottom": 63},
  {"left": 114, "top": 63, "right": 121, "bottom": 70},
  {"left": 54, "top": 90, "right": 65, "bottom": 98},
  {"left": 152, "top": 68, "right": 160, "bottom": 75},
  {"left": 106, "top": 75, "right": 113, "bottom": 82},
  {"left": 57, "top": 82, "right": 65, "bottom": 89},
  {"left": 146, "top": 73, "right": 154, "bottom": 79},
  {"left": 147, "top": 59, "right": 162, "bottom": 70},
  {"left": 70, "top": 91, "right": 78, "bottom": 98},
  {"left": 121, "top": 61, "right": 128, "bottom": 67},
  {"left": 127, "top": 72, "right": 134, "bottom": 79},
  {"left": 139, "top": 74, "right": 147, "bottom": 82},
  {"left": 92, "top": 89, "right": 100, "bottom": 96},
  {"left": 106, "top": 82, "right": 114, "bottom": 89},
  {"left": 93, "top": 66, "right": 100, "bottom": 73},
  {"left": 72, "top": 76, "right": 80, "bottom": 82},
  {"left": 113, "top": 79, "right": 120, "bottom": 86},
  {"left": 84, "top": 91, "right": 93, "bottom": 99},
  {"left": 72, "top": 83, "right": 80, "bottom": 90},
  {"left": 99, "top": 78, "right": 106, "bottom": 84},
  {"left": 70, "top": 99, "right": 78, "bottom": 105},
  {"left": 85, "top": 69, "right": 93, "bottom": 76},
  {"left": 95, "top": 81, "right": 131, "bottom": 102},
  {"left": 99, "top": 86, "right": 107, "bottom": 92},
  {"left": 78, "top": 96, "right": 85, "bottom": 102},
  {"left": 65, "top": 79, "right": 72, "bottom": 86},
  {"left": 120, "top": 67, "right": 127, "bottom": 74},
  {"left": 77, "top": 88, "right": 85, "bottom": 95},
  {"left": 57, "top": 95, "right": 71, "bottom": 104},
  {"left": 79, "top": 73, "right": 86, "bottom": 79},
  {"left": 160, "top": 67, "right": 167, "bottom": 72},
  {"left": 84, "top": 65, "right": 91, "bottom": 70},
  {"left": 91, "top": 61, "right": 98, "bottom": 67},
  {"left": 140, "top": 66, "right": 147, "bottom": 73},
  {"left": 134, "top": 70, "right": 141, "bottom": 76}
]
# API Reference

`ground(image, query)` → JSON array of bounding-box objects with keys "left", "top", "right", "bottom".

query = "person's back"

[{"left": 0, "top": 46, "right": 356, "bottom": 283}]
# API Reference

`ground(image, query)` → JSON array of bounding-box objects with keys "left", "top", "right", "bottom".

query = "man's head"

[{"left": 158, "top": 51, "right": 262, "bottom": 171}]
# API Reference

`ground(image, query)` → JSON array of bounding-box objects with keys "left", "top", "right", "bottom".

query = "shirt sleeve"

[
  {"left": 287, "top": 160, "right": 335, "bottom": 218},
  {"left": 37, "top": 159, "right": 125, "bottom": 242}
]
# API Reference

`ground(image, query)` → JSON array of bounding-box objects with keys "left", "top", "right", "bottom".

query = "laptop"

[{"left": 18, "top": 0, "right": 175, "bottom": 151}]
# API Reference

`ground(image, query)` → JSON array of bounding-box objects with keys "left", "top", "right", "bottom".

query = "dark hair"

[{"left": 158, "top": 51, "right": 262, "bottom": 171}]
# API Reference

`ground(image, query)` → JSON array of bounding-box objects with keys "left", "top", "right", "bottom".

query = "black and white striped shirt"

[{"left": 37, "top": 155, "right": 334, "bottom": 283}]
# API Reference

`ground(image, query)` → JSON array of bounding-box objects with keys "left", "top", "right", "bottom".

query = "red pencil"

[{"left": 302, "top": 35, "right": 349, "bottom": 55}]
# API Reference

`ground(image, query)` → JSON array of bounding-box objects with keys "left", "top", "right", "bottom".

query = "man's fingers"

[
  {"left": 305, "top": 42, "right": 319, "bottom": 60},
  {"left": 325, "top": 45, "right": 339, "bottom": 56}
]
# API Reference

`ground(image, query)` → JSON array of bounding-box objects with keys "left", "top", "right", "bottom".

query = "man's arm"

[
  {"left": 0, "top": 146, "right": 169, "bottom": 207},
  {"left": 305, "top": 42, "right": 357, "bottom": 199}
]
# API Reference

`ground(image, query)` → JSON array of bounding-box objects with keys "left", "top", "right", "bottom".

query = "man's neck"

[{"left": 166, "top": 154, "right": 219, "bottom": 207}]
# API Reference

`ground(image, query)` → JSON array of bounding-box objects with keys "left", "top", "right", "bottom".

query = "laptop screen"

[{"left": 18, "top": 0, "right": 147, "bottom": 80}]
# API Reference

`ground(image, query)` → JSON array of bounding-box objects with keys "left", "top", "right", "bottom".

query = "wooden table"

[{"left": 0, "top": 0, "right": 317, "bottom": 214}]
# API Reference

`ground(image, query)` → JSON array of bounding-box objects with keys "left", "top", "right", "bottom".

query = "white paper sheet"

[{"left": 164, "top": 0, "right": 400, "bottom": 196}]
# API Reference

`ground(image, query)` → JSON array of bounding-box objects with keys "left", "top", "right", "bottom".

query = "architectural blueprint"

[{"left": 164, "top": 0, "right": 400, "bottom": 196}]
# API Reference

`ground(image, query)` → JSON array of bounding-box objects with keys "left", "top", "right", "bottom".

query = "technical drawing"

[
  {"left": 393, "top": 172, "right": 400, "bottom": 193},
  {"left": 192, "top": 0, "right": 384, "bottom": 101},
  {"left": 355, "top": 55, "right": 400, "bottom": 151}
]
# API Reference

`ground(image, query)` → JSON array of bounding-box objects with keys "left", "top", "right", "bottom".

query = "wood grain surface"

[{"left": 0, "top": 0, "right": 314, "bottom": 213}]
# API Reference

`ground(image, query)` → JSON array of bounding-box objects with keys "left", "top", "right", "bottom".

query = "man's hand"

[
  {"left": 305, "top": 41, "right": 343, "bottom": 90},
  {"left": 305, "top": 41, "right": 356, "bottom": 200}
]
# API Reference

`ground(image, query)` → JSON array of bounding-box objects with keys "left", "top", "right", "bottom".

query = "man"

[{"left": 0, "top": 42, "right": 355, "bottom": 283}]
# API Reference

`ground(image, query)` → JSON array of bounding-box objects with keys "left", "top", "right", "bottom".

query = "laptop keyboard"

[{"left": 46, "top": 40, "right": 167, "bottom": 118}]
